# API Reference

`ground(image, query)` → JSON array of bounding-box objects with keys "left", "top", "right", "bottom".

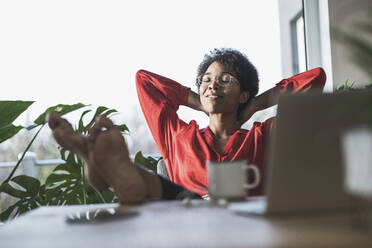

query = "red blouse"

[{"left": 136, "top": 68, "right": 326, "bottom": 196}]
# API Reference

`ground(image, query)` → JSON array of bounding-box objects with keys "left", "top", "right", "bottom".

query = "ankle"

[
  {"left": 135, "top": 163, "right": 162, "bottom": 199},
  {"left": 111, "top": 164, "right": 148, "bottom": 204}
]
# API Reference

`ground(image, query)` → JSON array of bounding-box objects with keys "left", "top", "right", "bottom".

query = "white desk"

[{"left": 0, "top": 200, "right": 371, "bottom": 248}]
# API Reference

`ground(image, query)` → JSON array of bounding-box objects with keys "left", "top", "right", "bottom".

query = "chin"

[
  {"left": 207, "top": 108, "right": 223, "bottom": 114},
  {"left": 204, "top": 103, "right": 228, "bottom": 115}
]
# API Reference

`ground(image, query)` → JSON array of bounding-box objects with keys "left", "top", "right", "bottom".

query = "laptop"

[{"left": 229, "top": 90, "right": 372, "bottom": 215}]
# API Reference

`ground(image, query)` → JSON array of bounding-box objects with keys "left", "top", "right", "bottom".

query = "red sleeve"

[
  {"left": 275, "top": 67, "right": 326, "bottom": 94},
  {"left": 262, "top": 67, "right": 326, "bottom": 144},
  {"left": 135, "top": 69, "right": 189, "bottom": 159}
]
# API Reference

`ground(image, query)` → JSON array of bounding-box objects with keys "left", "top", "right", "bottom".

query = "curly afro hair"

[{"left": 196, "top": 48, "right": 259, "bottom": 117}]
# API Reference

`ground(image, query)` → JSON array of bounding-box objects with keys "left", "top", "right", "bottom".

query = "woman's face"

[{"left": 199, "top": 61, "right": 249, "bottom": 116}]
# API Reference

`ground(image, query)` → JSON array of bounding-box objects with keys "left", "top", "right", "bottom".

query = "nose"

[{"left": 208, "top": 78, "right": 220, "bottom": 90}]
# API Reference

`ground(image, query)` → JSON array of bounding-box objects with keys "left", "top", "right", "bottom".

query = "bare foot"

[
  {"left": 47, "top": 112, "right": 109, "bottom": 191},
  {"left": 48, "top": 112, "right": 156, "bottom": 204},
  {"left": 87, "top": 116, "right": 148, "bottom": 203}
]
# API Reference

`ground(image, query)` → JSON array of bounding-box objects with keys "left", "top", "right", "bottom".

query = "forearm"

[
  {"left": 239, "top": 88, "right": 278, "bottom": 124},
  {"left": 252, "top": 67, "right": 327, "bottom": 111},
  {"left": 251, "top": 87, "right": 279, "bottom": 112},
  {"left": 186, "top": 90, "right": 203, "bottom": 112},
  {"left": 240, "top": 68, "right": 326, "bottom": 125}
]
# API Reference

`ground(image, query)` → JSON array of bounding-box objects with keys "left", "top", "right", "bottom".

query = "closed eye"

[{"left": 201, "top": 75, "right": 211, "bottom": 82}]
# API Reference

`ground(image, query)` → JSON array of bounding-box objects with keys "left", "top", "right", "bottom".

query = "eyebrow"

[{"left": 203, "top": 71, "right": 232, "bottom": 75}]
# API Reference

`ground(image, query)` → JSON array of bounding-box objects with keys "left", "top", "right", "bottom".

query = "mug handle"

[{"left": 243, "top": 164, "right": 260, "bottom": 189}]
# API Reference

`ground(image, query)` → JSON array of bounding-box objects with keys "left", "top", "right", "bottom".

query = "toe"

[
  {"left": 88, "top": 115, "right": 115, "bottom": 147},
  {"left": 96, "top": 115, "right": 115, "bottom": 130},
  {"left": 47, "top": 112, "right": 62, "bottom": 129}
]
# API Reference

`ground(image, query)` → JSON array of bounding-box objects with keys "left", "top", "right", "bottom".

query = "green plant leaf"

[
  {"left": 1, "top": 197, "right": 41, "bottom": 221},
  {"left": 0, "top": 124, "right": 23, "bottom": 144},
  {"left": 52, "top": 163, "right": 80, "bottom": 178},
  {"left": 30, "top": 103, "right": 87, "bottom": 129},
  {"left": 0, "top": 205, "right": 17, "bottom": 222},
  {"left": 1, "top": 176, "right": 40, "bottom": 198},
  {"left": 85, "top": 184, "right": 117, "bottom": 204},
  {"left": 78, "top": 110, "right": 92, "bottom": 133},
  {"left": 44, "top": 151, "right": 117, "bottom": 206},
  {"left": 1, "top": 182, "right": 28, "bottom": 198},
  {"left": 45, "top": 173, "right": 84, "bottom": 205},
  {"left": 115, "top": 124, "right": 129, "bottom": 133},
  {"left": 0, "top": 175, "right": 43, "bottom": 221},
  {"left": 0, "top": 100, "right": 34, "bottom": 128},
  {"left": 102, "top": 109, "right": 118, "bottom": 117},
  {"left": 0, "top": 103, "right": 125, "bottom": 221},
  {"left": 78, "top": 106, "right": 120, "bottom": 133},
  {"left": 11, "top": 175, "right": 40, "bottom": 197},
  {"left": 83, "top": 106, "right": 109, "bottom": 132},
  {"left": 44, "top": 153, "right": 84, "bottom": 205},
  {"left": 134, "top": 151, "right": 159, "bottom": 172}
]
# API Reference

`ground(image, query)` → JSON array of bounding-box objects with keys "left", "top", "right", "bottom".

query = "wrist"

[
  {"left": 249, "top": 97, "right": 260, "bottom": 112},
  {"left": 187, "top": 90, "right": 204, "bottom": 112}
]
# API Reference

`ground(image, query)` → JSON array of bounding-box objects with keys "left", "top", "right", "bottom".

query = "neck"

[{"left": 208, "top": 112, "right": 241, "bottom": 139}]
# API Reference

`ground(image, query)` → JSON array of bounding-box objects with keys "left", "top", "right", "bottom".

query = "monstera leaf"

[
  {"left": 0, "top": 103, "right": 133, "bottom": 222},
  {"left": 45, "top": 151, "right": 117, "bottom": 205},
  {"left": 0, "top": 175, "right": 44, "bottom": 221},
  {"left": 27, "top": 103, "right": 87, "bottom": 130},
  {"left": 44, "top": 152, "right": 85, "bottom": 205},
  {"left": 134, "top": 151, "right": 159, "bottom": 172},
  {"left": 0, "top": 124, "right": 23, "bottom": 143},
  {"left": 0, "top": 100, "right": 34, "bottom": 144},
  {"left": 0, "top": 100, "right": 34, "bottom": 128},
  {"left": 77, "top": 106, "right": 129, "bottom": 134}
]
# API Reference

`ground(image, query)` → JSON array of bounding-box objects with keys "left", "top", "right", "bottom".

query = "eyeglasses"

[{"left": 198, "top": 72, "right": 238, "bottom": 87}]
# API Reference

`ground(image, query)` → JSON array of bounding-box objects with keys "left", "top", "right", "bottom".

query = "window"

[
  {"left": 0, "top": 0, "right": 286, "bottom": 158},
  {"left": 290, "top": 11, "right": 307, "bottom": 74}
]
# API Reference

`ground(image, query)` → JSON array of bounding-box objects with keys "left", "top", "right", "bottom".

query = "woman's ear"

[{"left": 239, "top": 91, "right": 250, "bottom": 104}]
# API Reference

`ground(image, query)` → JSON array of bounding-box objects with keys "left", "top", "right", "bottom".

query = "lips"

[{"left": 205, "top": 93, "right": 222, "bottom": 99}]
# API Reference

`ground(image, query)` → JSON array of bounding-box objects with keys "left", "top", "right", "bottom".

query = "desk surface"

[{"left": 0, "top": 200, "right": 371, "bottom": 248}]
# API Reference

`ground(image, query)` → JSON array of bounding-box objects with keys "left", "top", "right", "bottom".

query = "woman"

[{"left": 48, "top": 48, "right": 326, "bottom": 203}]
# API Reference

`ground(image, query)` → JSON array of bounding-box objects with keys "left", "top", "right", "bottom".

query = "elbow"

[
  {"left": 136, "top": 69, "right": 149, "bottom": 87},
  {"left": 136, "top": 69, "right": 147, "bottom": 76},
  {"left": 317, "top": 67, "right": 326, "bottom": 85},
  {"left": 311, "top": 67, "right": 327, "bottom": 89},
  {"left": 136, "top": 69, "right": 146, "bottom": 80}
]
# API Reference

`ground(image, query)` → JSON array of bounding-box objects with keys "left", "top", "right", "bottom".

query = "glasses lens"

[
  {"left": 199, "top": 73, "right": 235, "bottom": 85},
  {"left": 201, "top": 75, "right": 211, "bottom": 83},
  {"left": 220, "top": 73, "right": 232, "bottom": 84}
]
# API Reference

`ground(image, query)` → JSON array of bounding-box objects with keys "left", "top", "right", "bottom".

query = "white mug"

[
  {"left": 341, "top": 126, "right": 372, "bottom": 197},
  {"left": 207, "top": 161, "right": 260, "bottom": 200}
]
